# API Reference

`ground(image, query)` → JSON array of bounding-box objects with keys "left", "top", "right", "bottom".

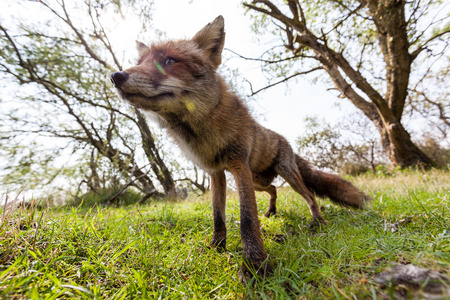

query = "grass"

[{"left": 0, "top": 169, "right": 449, "bottom": 299}]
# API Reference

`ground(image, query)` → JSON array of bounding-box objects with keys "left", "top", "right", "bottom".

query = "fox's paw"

[
  {"left": 238, "top": 258, "right": 273, "bottom": 284},
  {"left": 264, "top": 208, "right": 276, "bottom": 218},
  {"left": 209, "top": 236, "right": 226, "bottom": 253},
  {"left": 311, "top": 216, "right": 327, "bottom": 227},
  {"left": 309, "top": 216, "right": 327, "bottom": 230},
  {"left": 314, "top": 215, "right": 327, "bottom": 224}
]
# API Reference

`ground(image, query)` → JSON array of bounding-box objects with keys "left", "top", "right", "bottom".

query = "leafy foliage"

[{"left": 297, "top": 114, "right": 387, "bottom": 174}]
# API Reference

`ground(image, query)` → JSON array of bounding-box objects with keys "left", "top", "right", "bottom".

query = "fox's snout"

[{"left": 110, "top": 71, "right": 129, "bottom": 88}]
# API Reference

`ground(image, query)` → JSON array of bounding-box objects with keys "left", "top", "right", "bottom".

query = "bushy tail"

[{"left": 296, "top": 155, "right": 371, "bottom": 208}]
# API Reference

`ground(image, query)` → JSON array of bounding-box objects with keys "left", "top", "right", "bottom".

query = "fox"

[{"left": 110, "top": 16, "right": 370, "bottom": 281}]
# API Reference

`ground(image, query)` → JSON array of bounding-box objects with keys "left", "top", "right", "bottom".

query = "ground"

[{"left": 0, "top": 169, "right": 449, "bottom": 299}]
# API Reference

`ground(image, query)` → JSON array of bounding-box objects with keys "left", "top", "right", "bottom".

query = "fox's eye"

[{"left": 164, "top": 57, "right": 177, "bottom": 66}]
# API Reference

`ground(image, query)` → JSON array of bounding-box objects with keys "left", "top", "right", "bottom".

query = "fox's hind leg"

[
  {"left": 275, "top": 152, "right": 326, "bottom": 224},
  {"left": 253, "top": 168, "right": 278, "bottom": 218},
  {"left": 277, "top": 166, "right": 326, "bottom": 224},
  {"left": 255, "top": 185, "right": 277, "bottom": 217}
]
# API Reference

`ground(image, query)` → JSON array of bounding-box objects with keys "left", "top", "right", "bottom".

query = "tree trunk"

[
  {"left": 135, "top": 109, "right": 177, "bottom": 198},
  {"left": 89, "top": 149, "right": 101, "bottom": 191},
  {"left": 320, "top": 53, "right": 435, "bottom": 169},
  {"left": 380, "top": 121, "right": 434, "bottom": 168}
]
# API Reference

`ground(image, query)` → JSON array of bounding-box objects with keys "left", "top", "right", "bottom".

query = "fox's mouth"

[
  {"left": 116, "top": 88, "right": 175, "bottom": 102},
  {"left": 127, "top": 92, "right": 174, "bottom": 101}
]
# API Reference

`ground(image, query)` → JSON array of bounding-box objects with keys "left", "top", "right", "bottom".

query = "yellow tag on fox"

[{"left": 182, "top": 98, "right": 195, "bottom": 112}]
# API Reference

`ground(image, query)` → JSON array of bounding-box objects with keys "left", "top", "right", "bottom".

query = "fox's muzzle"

[{"left": 110, "top": 71, "right": 129, "bottom": 88}]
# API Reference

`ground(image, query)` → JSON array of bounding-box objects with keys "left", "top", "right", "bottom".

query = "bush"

[
  {"left": 72, "top": 187, "right": 143, "bottom": 208},
  {"left": 296, "top": 115, "right": 388, "bottom": 175},
  {"left": 417, "top": 135, "right": 450, "bottom": 168}
]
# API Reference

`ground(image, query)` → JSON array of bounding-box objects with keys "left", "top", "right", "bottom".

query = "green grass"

[{"left": 1, "top": 169, "right": 449, "bottom": 299}]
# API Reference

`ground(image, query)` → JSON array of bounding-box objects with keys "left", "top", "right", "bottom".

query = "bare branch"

[
  {"left": 88, "top": 2, "right": 123, "bottom": 70},
  {"left": 411, "top": 29, "right": 450, "bottom": 60},
  {"left": 324, "top": 4, "right": 363, "bottom": 36},
  {"left": 0, "top": 25, "right": 25, "bottom": 67},
  {"left": 247, "top": 67, "right": 322, "bottom": 96},
  {"left": 39, "top": 0, "right": 114, "bottom": 71},
  {"left": 224, "top": 48, "right": 314, "bottom": 64},
  {"left": 105, "top": 167, "right": 153, "bottom": 204}
]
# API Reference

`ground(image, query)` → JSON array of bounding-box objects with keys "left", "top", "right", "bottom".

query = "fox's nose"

[{"left": 110, "top": 71, "right": 129, "bottom": 88}]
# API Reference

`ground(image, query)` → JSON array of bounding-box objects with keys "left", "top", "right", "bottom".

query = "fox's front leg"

[
  {"left": 229, "top": 160, "right": 273, "bottom": 282},
  {"left": 210, "top": 171, "right": 227, "bottom": 251}
]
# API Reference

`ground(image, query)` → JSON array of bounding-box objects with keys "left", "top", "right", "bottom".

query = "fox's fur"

[{"left": 111, "top": 16, "right": 370, "bottom": 281}]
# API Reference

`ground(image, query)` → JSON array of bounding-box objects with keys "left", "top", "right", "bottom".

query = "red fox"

[{"left": 110, "top": 16, "right": 370, "bottom": 281}]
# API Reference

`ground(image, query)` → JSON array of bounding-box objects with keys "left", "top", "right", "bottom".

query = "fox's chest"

[
  {"left": 160, "top": 110, "right": 253, "bottom": 173},
  {"left": 168, "top": 126, "right": 226, "bottom": 173}
]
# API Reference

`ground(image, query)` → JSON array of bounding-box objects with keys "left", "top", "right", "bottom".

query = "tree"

[
  {"left": 244, "top": 0, "right": 450, "bottom": 168},
  {"left": 0, "top": 0, "right": 182, "bottom": 201},
  {"left": 297, "top": 114, "right": 388, "bottom": 174}
]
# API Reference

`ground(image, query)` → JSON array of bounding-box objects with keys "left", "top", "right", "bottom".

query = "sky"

[{"left": 111, "top": 0, "right": 355, "bottom": 146}]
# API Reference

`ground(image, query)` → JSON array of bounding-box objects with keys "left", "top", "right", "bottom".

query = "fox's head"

[{"left": 110, "top": 16, "right": 226, "bottom": 117}]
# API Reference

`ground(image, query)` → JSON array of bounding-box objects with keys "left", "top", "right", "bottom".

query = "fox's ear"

[
  {"left": 192, "top": 16, "right": 225, "bottom": 68},
  {"left": 136, "top": 41, "right": 149, "bottom": 57}
]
